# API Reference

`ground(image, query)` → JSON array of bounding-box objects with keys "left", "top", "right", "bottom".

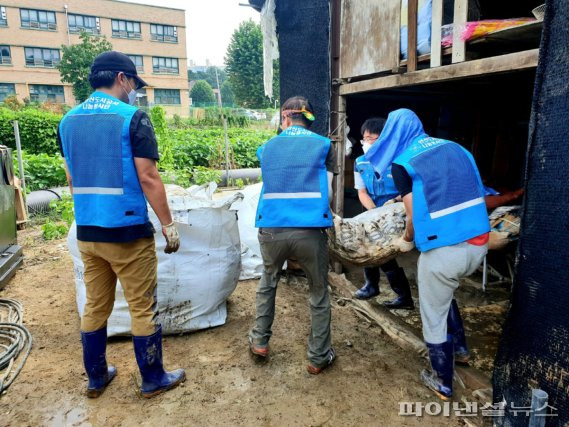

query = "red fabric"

[{"left": 467, "top": 233, "right": 490, "bottom": 246}]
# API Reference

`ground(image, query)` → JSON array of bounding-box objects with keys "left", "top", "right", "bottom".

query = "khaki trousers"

[{"left": 78, "top": 237, "right": 158, "bottom": 336}]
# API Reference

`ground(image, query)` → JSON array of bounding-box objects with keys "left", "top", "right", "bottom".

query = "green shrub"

[
  {"left": 165, "top": 128, "right": 274, "bottom": 171},
  {"left": 13, "top": 151, "right": 67, "bottom": 192},
  {"left": 0, "top": 108, "right": 62, "bottom": 155},
  {"left": 42, "top": 193, "right": 74, "bottom": 240},
  {"left": 192, "top": 166, "right": 222, "bottom": 185}
]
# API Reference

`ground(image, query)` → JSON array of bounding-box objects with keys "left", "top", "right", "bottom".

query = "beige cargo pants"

[{"left": 78, "top": 237, "right": 157, "bottom": 336}]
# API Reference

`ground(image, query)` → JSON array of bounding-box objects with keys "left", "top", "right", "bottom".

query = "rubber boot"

[
  {"left": 133, "top": 325, "right": 186, "bottom": 398},
  {"left": 383, "top": 267, "right": 415, "bottom": 310},
  {"left": 81, "top": 327, "right": 117, "bottom": 398},
  {"left": 354, "top": 267, "right": 380, "bottom": 299},
  {"left": 447, "top": 299, "right": 470, "bottom": 364},
  {"left": 420, "top": 335, "right": 454, "bottom": 401}
]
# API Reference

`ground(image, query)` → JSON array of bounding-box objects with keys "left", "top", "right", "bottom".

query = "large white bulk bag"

[
  {"left": 68, "top": 185, "right": 242, "bottom": 336},
  {"left": 230, "top": 183, "right": 264, "bottom": 280}
]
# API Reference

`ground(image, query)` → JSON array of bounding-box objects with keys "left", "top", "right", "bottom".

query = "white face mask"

[
  {"left": 122, "top": 78, "right": 137, "bottom": 105},
  {"left": 362, "top": 142, "right": 373, "bottom": 154}
]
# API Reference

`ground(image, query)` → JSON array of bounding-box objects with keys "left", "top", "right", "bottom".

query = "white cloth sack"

[
  {"left": 68, "top": 184, "right": 242, "bottom": 336},
  {"left": 230, "top": 183, "right": 264, "bottom": 280}
]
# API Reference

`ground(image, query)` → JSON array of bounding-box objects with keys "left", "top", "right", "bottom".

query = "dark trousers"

[
  {"left": 363, "top": 259, "right": 411, "bottom": 298},
  {"left": 249, "top": 228, "right": 332, "bottom": 367}
]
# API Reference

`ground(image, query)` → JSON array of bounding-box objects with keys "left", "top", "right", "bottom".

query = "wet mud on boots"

[
  {"left": 421, "top": 336, "right": 454, "bottom": 401},
  {"left": 81, "top": 327, "right": 117, "bottom": 398},
  {"left": 133, "top": 325, "right": 186, "bottom": 398}
]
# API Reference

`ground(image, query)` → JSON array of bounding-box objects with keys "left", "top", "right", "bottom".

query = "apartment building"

[{"left": 0, "top": 0, "right": 189, "bottom": 116}]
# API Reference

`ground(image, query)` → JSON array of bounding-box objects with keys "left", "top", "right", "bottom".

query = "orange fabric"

[{"left": 467, "top": 233, "right": 490, "bottom": 246}]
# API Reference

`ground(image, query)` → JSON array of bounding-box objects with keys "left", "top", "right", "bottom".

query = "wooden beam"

[
  {"left": 430, "top": 0, "right": 443, "bottom": 68},
  {"left": 329, "top": 272, "right": 428, "bottom": 356},
  {"left": 407, "top": 0, "right": 419, "bottom": 72},
  {"left": 339, "top": 49, "right": 539, "bottom": 95},
  {"left": 333, "top": 96, "right": 347, "bottom": 218},
  {"left": 329, "top": 272, "right": 493, "bottom": 392},
  {"left": 452, "top": 0, "right": 468, "bottom": 63}
]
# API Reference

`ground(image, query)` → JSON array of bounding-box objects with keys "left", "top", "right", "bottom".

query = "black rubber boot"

[
  {"left": 421, "top": 335, "right": 454, "bottom": 401},
  {"left": 447, "top": 299, "right": 470, "bottom": 364},
  {"left": 354, "top": 267, "right": 380, "bottom": 300},
  {"left": 383, "top": 267, "right": 414, "bottom": 310}
]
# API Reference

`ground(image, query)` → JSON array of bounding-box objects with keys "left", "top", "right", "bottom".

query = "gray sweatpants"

[
  {"left": 418, "top": 242, "right": 488, "bottom": 344},
  {"left": 249, "top": 228, "right": 332, "bottom": 367}
]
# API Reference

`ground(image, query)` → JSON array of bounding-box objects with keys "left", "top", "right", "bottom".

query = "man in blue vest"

[
  {"left": 353, "top": 116, "right": 414, "bottom": 309},
  {"left": 388, "top": 109, "right": 490, "bottom": 401},
  {"left": 58, "top": 51, "right": 184, "bottom": 398},
  {"left": 249, "top": 96, "right": 337, "bottom": 374}
]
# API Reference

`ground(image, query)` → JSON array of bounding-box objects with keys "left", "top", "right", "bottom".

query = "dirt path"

[{"left": 1, "top": 228, "right": 467, "bottom": 426}]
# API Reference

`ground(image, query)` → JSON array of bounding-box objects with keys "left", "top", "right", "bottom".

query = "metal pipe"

[
  {"left": 64, "top": 5, "right": 70, "bottom": 45},
  {"left": 215, "top": 67, "right": 231, "bottom": 186},
  {"left": 12, "top": 121, "right": 26, "bottom": 195},
  {"left": 528, "top": 389, "right": 548, "bottom": 427}
]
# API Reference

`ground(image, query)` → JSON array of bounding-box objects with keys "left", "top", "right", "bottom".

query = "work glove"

[
  {"left": 396, "top": 235, "right": 415, "bottom": 253},
  {"left": 162, "top": 222, "right": 180, "bottom": 254}
]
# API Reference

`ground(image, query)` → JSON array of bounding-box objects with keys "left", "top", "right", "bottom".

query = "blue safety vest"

[
  {"left": 59, "top": 91, "right": 149, "bottom": 228},
  {"left": 255, "top": 125, "right": 333, "bottom": 228},
  {"left": 355, "top": 155, "right": 399, "bottom": 207},
  {"left": 393, "top": 136, "right": 490, "bottom": 252}
]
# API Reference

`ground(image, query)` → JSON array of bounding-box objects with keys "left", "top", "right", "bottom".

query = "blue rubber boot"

[
  {"left": 133, "top": 325, "right": 186, "bottom": 398},
  {"left": 81, "top": 327, "right": 117, "bottom": 398},
  {"left": 354, "top": 267, "right": 380, "bottom": 299},
  {"left": 383, "top": 267, "right": 415, "bottom": 310},
  {"left": 421, "top": 336, "right": 454, "bottom": 401},
  {"left": 447, "top": 299, "right": 470, "bottom": 364}
]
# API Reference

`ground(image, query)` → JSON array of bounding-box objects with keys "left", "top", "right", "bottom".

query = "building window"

[
  {"left": 112, "top": 19, "right": 141, "bottom": 39},
  {"left": 0, "top": 45, "right": 11, "bottom": 65},
  {"left": 29, "top": 85, "right": 65, "bottom": 103},
  {"left": 128, "top": 55, "right": 144, "bottom": 73},
  {"left": 25, "top": 47, "right": 60, "bottom": 68},
  {"left": 20, "top": 9, "right": 57, "bottom": 30},
  {"left": 0, "top": 7, "right": 7, "bottom": 27},
  {"left": 150, "top": 24, "right": 178, "bottom": 43},
  {"left": 0, "top": 83, "right": 15, "bottom": 102},
  {"left": 154, "top": 89, "right": 180, "bottom": 105},
  {"left": 152, "top": 57, "right": 178, "bottom": 74},
  {"left": 68, "top": 14, "right": 99, "bottom": 34}
]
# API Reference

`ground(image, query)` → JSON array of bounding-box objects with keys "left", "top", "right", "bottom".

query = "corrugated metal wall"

[{"left": 492, "top": 1, "right": 569, "bottom": 425}]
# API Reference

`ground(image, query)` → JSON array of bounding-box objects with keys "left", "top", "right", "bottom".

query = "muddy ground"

[{"left": 0, "top": 227, "right": 508, "bottom": 426}]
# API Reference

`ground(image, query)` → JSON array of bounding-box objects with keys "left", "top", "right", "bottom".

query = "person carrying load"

[
  {"left": 388, "top": 109, "right": 490, "bottom": 400},
  {"left": 249, "top": 96, "right": 338, "bottom": 374},
  {"left": 352, "top": 115, "right": 415, "bottom": 309}
]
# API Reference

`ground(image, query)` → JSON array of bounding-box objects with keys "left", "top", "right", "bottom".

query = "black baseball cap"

[{"left": 91, "top": 51, "right": 148, "bottom": 89}]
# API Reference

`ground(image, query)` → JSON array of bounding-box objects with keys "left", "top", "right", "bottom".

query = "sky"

[{"left": 120, "top": 0, "right": 260, "bottom": 67}]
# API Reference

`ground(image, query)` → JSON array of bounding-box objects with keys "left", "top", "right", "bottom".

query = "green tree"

[
  {"left": 220, "top": 81, "right": 235, "bottom": 105},
  {"left": 190, "top": 80, "right": 216, "bottom": 105},
  {"left": 58, "top": 31, "right": 113, "bottom": 103},
  {"left": 225, "top": 20, "right": 278, "bottom": 108},
  {"left": 188, "top": 66, "right": 227, "bottom": 89}
]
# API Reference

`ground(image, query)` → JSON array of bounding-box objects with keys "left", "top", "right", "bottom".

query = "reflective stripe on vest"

[
  {"left": 393, "top": 137, "right": 490, "bottom": 252},
  {"left": 255, "top": 126, "right": 332, "bottom": 228},
  {"left": 60, "top": 91, "right": 149, "bottom": 228}
]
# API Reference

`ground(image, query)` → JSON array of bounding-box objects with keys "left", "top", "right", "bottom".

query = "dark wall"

[
  {"left": 493, "top": 1, "right": 569, "bottom": 425},
  {"left": 275, "top": 0, "right": 331, "bottom": 136}
]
